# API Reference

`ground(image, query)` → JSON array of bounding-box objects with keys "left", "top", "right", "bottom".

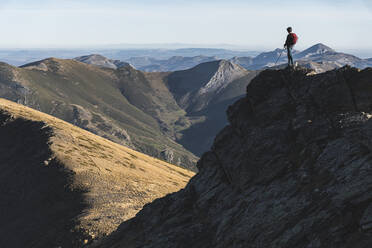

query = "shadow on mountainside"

[
  {"left": 92, "top": 66, "right": 372, "bottom": 248},
  {"left": 178, "top": 96, "right": 242, "bottom": 156},
  {"left": 0, "top": 110, "right": 88, "bottom": 248}
]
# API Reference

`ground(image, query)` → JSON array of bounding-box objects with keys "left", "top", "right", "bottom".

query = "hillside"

[
  {"left": 94, "top": 66, "right": 372, "bottom": 248},
  {"left": 0, "top": 98, "right": 194, "bottom": 248},
  {"left": 0, "top": 58, "right": 198, "bottom": 169}
]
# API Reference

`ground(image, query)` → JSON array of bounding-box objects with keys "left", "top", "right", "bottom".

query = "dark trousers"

[{"left": 287, "top": 46, "right": 294, "bottom": 66}]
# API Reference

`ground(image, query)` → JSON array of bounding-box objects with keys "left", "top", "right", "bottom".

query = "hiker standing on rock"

[{"left": 284, "top": 27, "right": 298, "bottom": 67}]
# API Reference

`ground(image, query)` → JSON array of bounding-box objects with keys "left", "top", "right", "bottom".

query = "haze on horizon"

[{"left": 0, "top": 0, "right": 371, "bottom": 53}]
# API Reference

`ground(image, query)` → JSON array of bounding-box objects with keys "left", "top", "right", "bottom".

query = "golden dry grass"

[{"left": 0, "top": 98, "right": 195, "bottom": 239}]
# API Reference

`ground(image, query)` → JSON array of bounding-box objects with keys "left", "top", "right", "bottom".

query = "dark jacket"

[{"left": 285, "top": 33, "right": 294, "bottom": 47}]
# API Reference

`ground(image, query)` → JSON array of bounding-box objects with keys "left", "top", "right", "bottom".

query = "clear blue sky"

[{"left": 0, "top": 0, "right": 371, "bottom": 51}]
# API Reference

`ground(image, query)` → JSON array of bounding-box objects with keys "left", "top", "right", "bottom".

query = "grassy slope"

[
  {"left": 0, "top": 98, "right": 194, "bottom": 247},
  {"left": 0, "top": 59, "right": 198, "bottom": 169}
]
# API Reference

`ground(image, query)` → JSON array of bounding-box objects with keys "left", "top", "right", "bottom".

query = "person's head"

[{"left": 287, "top": 27, "right": 292, "bottom": 33}]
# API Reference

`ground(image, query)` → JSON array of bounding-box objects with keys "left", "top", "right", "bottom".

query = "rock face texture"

[{"left": 95, "top": 66, "right": 372, "bottom": 248}]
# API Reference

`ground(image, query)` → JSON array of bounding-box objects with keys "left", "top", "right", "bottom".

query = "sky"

[{"left": 0, "top": 0, "right": 371, "bottom": 53}]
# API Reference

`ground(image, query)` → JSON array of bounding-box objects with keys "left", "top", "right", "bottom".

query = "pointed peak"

[
  {"left": 211, "top": 60, "right": 247, "bottom": 74},
  {"left": 300, "top": 43, "right": 335, "bottom": 56}
]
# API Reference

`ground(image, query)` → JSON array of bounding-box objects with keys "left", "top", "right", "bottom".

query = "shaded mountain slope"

[
  {"left": 0, "top": 58, "right": 197, "bottom": 169},
  {"left": 166, "top": 60, "right": 249, "bottom": 113},
  {"left": 113, "top": 68, "right": 187, "bottom": 139},
  {"left": 177, "top": 71, "right": 258, "bottom": 155},
  {"left": 129, "top": 55, "right": 219, "bottom": 72},
  {"left": 0, "top": 98, "right": 194, "bottom": 248},
  {"left": 164, "top": 60, "right": 254, "bottom": 155},
  {"left": 95, "top": 66, "right": 372, "bottom": 248}
]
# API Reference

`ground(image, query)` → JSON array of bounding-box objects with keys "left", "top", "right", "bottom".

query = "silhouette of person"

[{"left": 284, "top": 27, "right": 297, "bottom": 67}]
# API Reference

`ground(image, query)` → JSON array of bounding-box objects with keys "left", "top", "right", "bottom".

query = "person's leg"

[{"left": 288, "top": 46, "right": 294, "bottom": 66}]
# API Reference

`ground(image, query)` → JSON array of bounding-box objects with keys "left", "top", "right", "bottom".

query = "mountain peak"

[
  {"left": 74, "top": 54, "right": 131, "bottom": 69},
  {"left": 197, "top": 60, "right": 247, "bottom": 95},
  {"left": 298, "top": 43, "right": 335, "bottom": 57},
  {"left": 215, "top": 60, "right": 248, "bottom": 76},
  {"left": 166, "top": 59, "right": 248, "bottom": 112}
]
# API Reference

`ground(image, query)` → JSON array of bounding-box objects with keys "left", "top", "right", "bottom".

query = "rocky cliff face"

[{"left": 94, "top": 66, "right": 372, "bottom": 248}]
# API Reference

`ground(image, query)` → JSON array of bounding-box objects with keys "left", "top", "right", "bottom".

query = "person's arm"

[{"left": 284, "top": 34, "right": 290, "bottom": 48}]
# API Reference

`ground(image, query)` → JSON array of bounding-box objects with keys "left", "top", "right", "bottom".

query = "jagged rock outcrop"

[{"left": 94, "top": 66, "right": 372, "bottom": 248}]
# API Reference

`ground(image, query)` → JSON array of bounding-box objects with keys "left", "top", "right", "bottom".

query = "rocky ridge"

[{"left": 94, "top": 66, "right": 372, "bottom": 248}]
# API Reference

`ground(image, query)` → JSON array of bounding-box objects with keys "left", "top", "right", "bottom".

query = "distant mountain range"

[
  {"left": 73, "top": 44, "right": 372, "bottom": 73},
  {"left": 0, "top": 48, "right": 259, "bottom": 67},
  {"left": 233, "top": 43, "right": 372, "bottom": 70}
]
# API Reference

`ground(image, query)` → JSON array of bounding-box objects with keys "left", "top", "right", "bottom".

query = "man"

[{"left": 284, "top": 27, "right": 298, "bottom": 67}]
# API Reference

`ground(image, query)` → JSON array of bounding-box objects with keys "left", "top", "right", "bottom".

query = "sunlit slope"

[
  {"left": 0, "top": 59, "right": 197, "bottom": 169},
  {"left": 0, "top": 98, "right": 194, "bottom": 247}
]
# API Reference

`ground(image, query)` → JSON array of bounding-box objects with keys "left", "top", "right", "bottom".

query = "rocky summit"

[{"left": 94, "top": 66, "right": 372, "bottom": 248}]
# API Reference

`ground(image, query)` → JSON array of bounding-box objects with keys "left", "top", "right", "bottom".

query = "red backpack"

[{"left": 291, "top": 33, "right": 298, "bottom": 45}]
